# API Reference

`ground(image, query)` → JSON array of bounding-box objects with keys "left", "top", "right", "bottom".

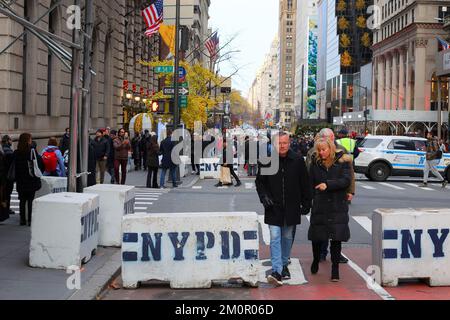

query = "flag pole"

[{"left": 173, "top": 0, "right": 181, "bottom": 128}]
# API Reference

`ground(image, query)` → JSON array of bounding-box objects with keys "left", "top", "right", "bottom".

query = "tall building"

[
  {"left": 278, "top": 0, "right": 297, "bottom": 129},
  {"left": 317, "top": 0, "right": 373, "bottom": 124},
  {"left": 369, "top": 0, "right": 450, "bottom": 136},
  {"left": 295, "top": 0, "right": 319, "bottom": 120}
]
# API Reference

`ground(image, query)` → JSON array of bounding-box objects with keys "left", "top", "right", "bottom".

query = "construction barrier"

[{"left": 35, "top": 176, "right": 67, "bottom": 198}]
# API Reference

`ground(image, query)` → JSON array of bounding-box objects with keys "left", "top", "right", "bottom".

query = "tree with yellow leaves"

[
  {"left": 341, "top": 50, "right": 352, "bottom": 67},
  {"left": 356, "top": 16, "right": 366, "bottom": 28},
  {"left": 340, "top": 33, "right": 351, "bottom": 48},
  {"left": 139, "top": 59, "right": 221, "bottom": 130},
  {"left": 338, "top": 17, "right": 350, "bottom": 30}
]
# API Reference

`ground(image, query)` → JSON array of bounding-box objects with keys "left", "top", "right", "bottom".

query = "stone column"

[
  {"left": 392, "top": 51, "right": 398, "bottom": 110},
  {"left": 385, "top": 53, "right": 392, "bottom": 110},
  {"left": 405, "top": 44, "right": 412, "bottom": 110},
  {"left": 414, "top": 39, "right": 428, "bottom": 111},
  {"left": 377, "top": 56, "right": 385, "bottom": 110},
  {"left": 398, "top": 47, "right": 405, "bottom": 110}
]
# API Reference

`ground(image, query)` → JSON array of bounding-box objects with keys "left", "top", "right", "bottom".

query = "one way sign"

[{"left": 163, "top": 87, "right": 189, "bottom": 96}]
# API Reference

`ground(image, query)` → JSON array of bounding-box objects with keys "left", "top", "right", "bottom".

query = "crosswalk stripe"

[
  {"left": 135, "top": 202, "right": 153, "bottom": 205},
  {"left": 11, "top": 200, "right": 19, "bottom": 203},
  {"left": 134, "top": 207, "right": 147, "bottom": 210},
  {"left": 135, "top": 198, "right": 158, "bottom": 201},
  {"left": 192, "top": 186, "right": 202, "bottom": 189},
  {"left": 405, "top": 183, "right": 434, "bottom": 191},
  {"left": 377, "top": 182, "right": 405, "bottom": 190},
  {"left": 359, "top": 184, "right": 376, "bottom": 190},
  {"left": 352, "top": 216, "right": 372, "bottom": 234},
  {"left": 258, "top": 258, "right": 308, "bottom": 285}
]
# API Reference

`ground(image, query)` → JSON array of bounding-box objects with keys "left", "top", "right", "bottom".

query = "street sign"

[
  {"left": 163, "top": 87, "right": 189, "bottom": 96},
  {"left": 220, "top": 87, "right": 231, "bottom": 94},
  {"left": 154, "top": 66, "right": 187, "bottom": 80},
  {"left": 180, "top": 96, "right": 188, "bottom": 108}
]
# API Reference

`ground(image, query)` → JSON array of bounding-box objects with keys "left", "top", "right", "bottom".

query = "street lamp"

[{"left": 349, "top": 83, "right": 369, "bottom": 134}]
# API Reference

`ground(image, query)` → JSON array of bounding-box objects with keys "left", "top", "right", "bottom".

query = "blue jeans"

[
  {"left": 269, "top": 224, "right": 295, "bottom": 274},
  {"left": 160, "top": 167, "right": 176, "bottom": 187}
]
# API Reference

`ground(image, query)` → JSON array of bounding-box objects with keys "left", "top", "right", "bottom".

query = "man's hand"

[
  {"left": 315, "top": 183, "right": 327, "bottom": 191},
  {"left": 347, "top": 193, "right": 353, "bottom": 201},
  {"left": 261, "top": 195, "right": 274, "bottom": 209}
]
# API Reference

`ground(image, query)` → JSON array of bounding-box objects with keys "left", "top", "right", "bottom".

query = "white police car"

[{"left": 354, "top": 135, "right": 450, "bottom": 181}]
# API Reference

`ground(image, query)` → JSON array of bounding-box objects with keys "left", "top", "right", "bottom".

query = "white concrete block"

[
  {"left": 373, "top": 208, "right": 450, "bottom": 286},
  {"left": 29, "top": 192, "right": 100, "bottom": 269},
  {"left": 121, "top": 212, "right": 260, "bottom": 289},
  {"left": 199, "top": 158, "right": 221, "bottom": 179},
  {"left": 35, "top": 177, "right": 67, "bottom": 198},
  {"left": 83, "top": 184, "right": 135, "bottom": 247}
]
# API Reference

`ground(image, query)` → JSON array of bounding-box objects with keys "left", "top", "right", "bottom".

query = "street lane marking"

[
  {"left": 378, "top": 182, "right": 405, "bottom": 190},
  {"left": 134, "top": 207, "right": 147, "bottom": 210},
  {"left": 135, "top": 197, "right": 158, "bottom": 201},
  {"left": 192, "top": 186, "right": 202, "bottom": 189},
  {"left": 358, "top": 183, "right": 376, "bottom": 190},
  {"left": 245, "top": 183, "right": 254, "bottom": 189},
  {"left": 136, "top": 193, "right": 162, "bottom": 195},
  {"left": 405, "top": 183, "right": 434, "bottom": 191},
  {"left": 135, "top": 202, "right": 153, "bottom": 205},
  {"left": 341, "top": 253, "right": 395, "bottom": 300},
  {"left": 353, "top": 216, "right": 372, "bottom": 234},
  {"left": 257, "top": 215, "right": 270, "bottom": 245},
  {"left": 258, "top": 258, "right": 308, "bottom": 285},
  {"left": 11, "top": 200, "right": 19, "bottom": 203}
]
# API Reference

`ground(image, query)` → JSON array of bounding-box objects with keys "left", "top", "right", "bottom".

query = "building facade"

[
  {"left": 278, "top": 0, "right": 297, "bottom": 128},
  {"left": 295, "top": 0, "right": 319, "bottom": 120}
]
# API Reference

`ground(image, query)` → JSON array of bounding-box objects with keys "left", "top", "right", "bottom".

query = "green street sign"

[
  {"left": 154, "top": 66, "right": 174, "bottom": 73},
  {"left": 180, "top": 96, "right": 188, "bottom": 108}
]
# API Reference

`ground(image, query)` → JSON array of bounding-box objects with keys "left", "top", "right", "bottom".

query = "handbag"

[
  {"left": 29, "top": 148, "right": 43, "bottom": 178},
  {"left": 219, "top": 166, "right": 232, "bottom": 185}
]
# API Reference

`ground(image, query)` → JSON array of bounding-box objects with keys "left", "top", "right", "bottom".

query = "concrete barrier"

[
  {"left": 35, "top": 176, "right": 67, "bottom": 198},
  {"left": 373, "top": 208, "right": 450, "bottom": 286},
  {"left": 29, "top": 192, "right": 100, "bottom": 269},
  {"left": 121, "top": 212, "right": 260, "bottom": 289},
  {"left": 83, "top": 184, "right": 135, "bottom": 247},
  {"left": 179, "top": 155, "right": 190, "bottom": 177},
  {"left": 199, "top": 158, "right": 240, "bottom": 180}
]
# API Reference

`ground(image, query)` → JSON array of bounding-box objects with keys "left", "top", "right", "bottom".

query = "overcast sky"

[{"left": 208, "top": 0, "right": 279, "bottom": 98}]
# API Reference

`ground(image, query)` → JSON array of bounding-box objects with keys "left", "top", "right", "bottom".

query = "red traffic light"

[{"left": 150, "top": 101, "right": 159, "bottom": 112}]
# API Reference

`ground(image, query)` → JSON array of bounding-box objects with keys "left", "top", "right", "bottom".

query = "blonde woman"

[{"left": 308, "top": 137, "right": 351, "bottom": 282}]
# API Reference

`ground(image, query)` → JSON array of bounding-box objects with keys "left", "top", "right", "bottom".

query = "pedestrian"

[
  {"left": 14, "top": 133, "right": 43, "bottom": 226},
  {"left": 336, "top": 128, "right": 360, "bottom": 162},
  {"left": 104, "top": 128, "right": 116, "bottom": 183},
  {"left": 59, "top": 127, "right": 70, "bottom": 155},
  {"left": 422, "top": 131, "right": 447, "bottom": 188},
  {"left": 140, "top": 130, "right": 150, "bottom": 170},
  {"left": 306, "top": 128, "right": 354, "bottom": 263},
  {"left": 41, "top": 137, "right": 66, "bottom": 177},
  {"left": 92, "top": 129, "right": 110, "bottom": 184},
  {"left": 191, "top": 132, "right": 201, "bottom": 175},
  {"left": 0, "top": 143, "right": 9, "bottom": 222},
  {"left": 255, "top": 131, "right": 312, "bottom": 286},
  {"left": 131, "top": 132, "right": 142, "bottom": 171},
  {"left": 159, "top": 129, "right": 177, "bottom": 188},
  {"left": 87, "top": 137, "right": 97, "bottom": 187},
  {"left": 113, "top": 128, "right": 131, "bottom": 185},
  {"left": 439, "top": 138, "right": 448, "bottom": 153},
  {"left": 146, "top": 135, "right": 160, "bottom": 188},
  {"left": 215, "top": 139, "right": 242, "bottom": 187},
  {"left": 308, "top": 137, "right": 352, "bottom": 282},
  {"left": 1, "top": 135, "right": 15, "bottom": 215}
]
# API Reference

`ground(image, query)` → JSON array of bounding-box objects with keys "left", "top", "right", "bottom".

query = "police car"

[{"left": 354, "top": 135, "right": 450, "bottom": 182}]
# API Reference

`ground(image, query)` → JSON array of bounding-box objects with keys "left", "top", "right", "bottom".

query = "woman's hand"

[{"left": 315, "top": 183, "right": 327, "bottom": 191}]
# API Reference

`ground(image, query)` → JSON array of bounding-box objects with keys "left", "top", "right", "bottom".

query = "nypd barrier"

[
  {"left": 35, "top": 176, "right": 67, "bottom": 198},
  {"left": 373, "top": 208, "right": 450, "bottom": 286},
  {"left": 83, "top": 184, "right": 135, "bottom": 247},
  {"left": 121, "top": 212, "right": 259, "bottom": 289},
  {"left": 29, "top": 192, "right": 100, "bottom": 269},
  {"left": 199, "top": 158, "right": 239, "bottom": 179}
]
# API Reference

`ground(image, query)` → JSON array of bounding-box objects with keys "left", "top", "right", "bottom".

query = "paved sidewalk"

[{"left": 0, "top": 168, "right": 198, "bottom": 300}]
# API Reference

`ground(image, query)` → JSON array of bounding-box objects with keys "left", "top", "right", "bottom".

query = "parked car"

[{"left": 354, "top": 135, "right": 450, "bottom": 181}]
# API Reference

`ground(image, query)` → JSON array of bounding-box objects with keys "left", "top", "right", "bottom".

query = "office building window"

[{"left": 412, "top": 9, "right": 414, "bottom": 22}]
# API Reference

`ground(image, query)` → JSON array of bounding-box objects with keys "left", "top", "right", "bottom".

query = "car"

[{"left": 354, "top": 135, "right": 450, "bottom": 182}]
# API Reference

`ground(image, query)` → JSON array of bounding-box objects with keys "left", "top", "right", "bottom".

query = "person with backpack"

[{"left": 41, "top": 137, "right": 66, "bottom": 177}]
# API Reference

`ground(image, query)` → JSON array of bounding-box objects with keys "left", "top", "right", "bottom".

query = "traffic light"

[
  {"left": 150, "top": 101, "right": 159, "bottom": 112},
  {"left": 180, "top": 26, "right": 189, "bottom": 51}
]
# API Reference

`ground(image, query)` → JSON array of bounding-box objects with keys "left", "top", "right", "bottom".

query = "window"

[
  {"left": 286, "top": 63, "right": 292, "bottom": 68},
  {"left": 286, "top": 84, "right": 292, "bottom": 89},
  {"left": 286, "top": 70, "right": 292, "bottom": 75},
  {"left": 286, "top": 49, "right": 292, "bottom": 53},
  {"left": 287, "top": 42, "right": 292, "bottom": 47},
  {"left": 286, "top": 35, "right": 293, "bottom": 40},
  {"left": 412, "top": 9, "right": 414, "bottom": 23},
  {"left": 359, "top": 139, "right": 383, "bottom": 148},
  {"left": 388, "top": 139, "right": 415, "bottom": 151},
  {"left": 413, "top": 140, "right": 427, "bottom": 151},
  {"left": 286, "top": 55, "right": 292, "bottom": 61},
  {"left": 287, "top": 28, "right": 292, "bottom": 33},
  {"left": 286, "top": 77, "right": 292, "bottom": 82},
  {"left": 287, "top": 0, "right": 293, "bottom": 10}
]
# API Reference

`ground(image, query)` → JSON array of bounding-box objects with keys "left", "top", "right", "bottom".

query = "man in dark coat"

[
  {"left": 59, "top": 128, "right": 70, "bottom": 155},
  {"left": 91, "top": 129, "right": 110, "bottom": 184},
  {"left": 1, "top": 135, "right": 15, "bottom": 215},
  {"left": 131, "top": 132, "right": 142, "bottom": 171},
  {"left": 159, "top": 129, "right": 177, "bottom": 188},
  {"left": 255, "top": 132, "right": 312, "bottom": 286},
  {"left": 104, "top": 129, "right": 115, "bottom": 183}
]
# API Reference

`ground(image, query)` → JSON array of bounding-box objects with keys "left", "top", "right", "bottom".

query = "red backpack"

[{"left": 42, "top": 148, "right": 58, "bottom": 173}]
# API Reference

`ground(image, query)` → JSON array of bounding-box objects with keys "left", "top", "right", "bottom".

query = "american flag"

[
  {"left": 205, "top": 31, "right": 219, "bottom": 59},
  {"left": 142, "top": 0, "right": 163, "bottom": 37},
  {"left": 437, "top": 37, "right": 450, "bottom": 51}
]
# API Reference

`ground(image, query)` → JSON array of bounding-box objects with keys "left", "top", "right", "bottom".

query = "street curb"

[{"left": 68, "top": 250, "right": 122, "bottom": 300}]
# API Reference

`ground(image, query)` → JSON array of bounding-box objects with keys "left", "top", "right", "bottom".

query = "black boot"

[
  {"left": 331, "top": 264, "right": 340, "bottom": 282},
  {"left": 330, "top": 241, "right": 341, "bottom": 282},
  {"left": 311, "top": 242, "right": 321, "bottom": 274}
]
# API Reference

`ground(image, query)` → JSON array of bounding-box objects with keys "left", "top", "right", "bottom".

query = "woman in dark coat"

[
  {"left": 146, "top": 135, "right": 160, "bottom": 188},
  {"left": 308, "top": 137, "right": 351, "bottom": 282},
  {"left": 14, "top": 133, "right": 44, "bottom": 226}
]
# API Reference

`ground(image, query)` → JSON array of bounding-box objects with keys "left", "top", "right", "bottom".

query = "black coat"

[
  {"left": 59, "top": 133, "right": 70, "bottom": 155},
  {"left": 308, "top": 152, "right": 352, "bottom": 242},
  {"left": 160, "top": 136, "right": 175, "bottom": 169},
  {"left": 103, "top": 135, "right": 115, "bottom": 166},
  {"left": 13, "top": 149, "right": 43, "bottom": 194},
  {"left": 91, "top": 136, "right": 110, "bottom": 160},
  {"left": 255, "top": 150, "right": 312, "bottom": 227},
  {"left": 146, "top": 141, "right": 160, "bottom": 168},
  {"left": 87, "top": 139, "right": 97, "bottom": 187}
]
